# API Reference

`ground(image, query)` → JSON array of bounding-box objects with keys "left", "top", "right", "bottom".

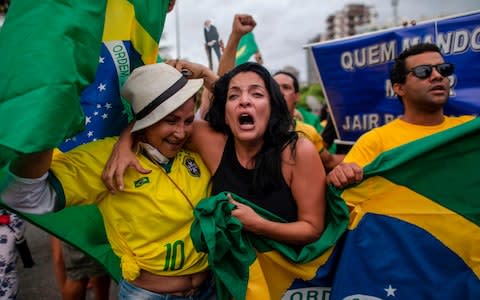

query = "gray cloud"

[{"left": 162, "top": 0, "right": 480, "bottom": 82}]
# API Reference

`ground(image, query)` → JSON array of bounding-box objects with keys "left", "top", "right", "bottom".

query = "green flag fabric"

[
  {"left": 0, "top": 0, "right": 170, "bottom": 283},
  {"left": 191, "top": 191, "right": 349, "bottom": 299},
  {"left": 190, "top": 117, "right": 480, "bottom": 299},
  {"left": 326, "top": 116, "right": 480, "bottom": 298},
  {"left": 235, "top": 32, "right": 259, "bottom": 65},
  {"left": 0, "top": 0, "right": 106, "bottom": 166}
]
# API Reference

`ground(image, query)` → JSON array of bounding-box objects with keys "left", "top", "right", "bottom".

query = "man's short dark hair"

[
  {"left": 273, "top": 70, "right": 299, "bottom": 93},
  {"left": 390, "top": 43, "right": 442, "bottom": 85}
]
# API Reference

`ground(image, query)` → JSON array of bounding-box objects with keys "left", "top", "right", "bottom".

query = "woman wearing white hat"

[{"left": 1, "top": 63, "right": 217, "bottom": 299}]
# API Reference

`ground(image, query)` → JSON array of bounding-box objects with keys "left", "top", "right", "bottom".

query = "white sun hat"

[{"left": 121, "top": 63, "right": 203, "bottom": 132}]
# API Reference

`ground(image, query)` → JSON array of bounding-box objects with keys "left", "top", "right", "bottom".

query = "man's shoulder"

[
  {"left": 295, "top": 120, "right": 320, "bottom": 136},
  {"left": 445, "top": 115, "right": 475, "bottom": 125}
]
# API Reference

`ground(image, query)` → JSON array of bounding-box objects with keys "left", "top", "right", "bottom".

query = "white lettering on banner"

[
  {"left": 384, "top": 114, "right": 397, "bottom": 123},
  {"left": 385, "top": 74, "right": 456, "bottom": 99},
  {"left": 342, "top": 114, "right": 402, "bottom": 131},
  {"left": 385, "top": 79, "right": 395, "bottom": 98},
  {"left": 339, "top": 25, "right": 480, "bottom": 71},
  {"left": 342, "top": 114, "right": 380, "bottom": 131},
  {"left": 281, "top": 287, "right": 331, "bottom": 300},
  {"left": 340, "top": 40, "right": 396, "bottom": 71},
  {"left": 438, "top": 27, "right": 480, "bottom": 54},
  {"left": 402, "top": 35, "right": 434, "bottom": 51}
]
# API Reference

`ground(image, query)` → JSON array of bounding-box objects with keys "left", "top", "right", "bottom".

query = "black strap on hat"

[{"left": 135, "top": 76, "right": 188, "bottom": 120}]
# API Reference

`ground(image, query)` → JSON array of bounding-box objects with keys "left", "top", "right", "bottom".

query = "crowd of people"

[{"left": 0, "top": 9, "right": 475, "bottom": 300}]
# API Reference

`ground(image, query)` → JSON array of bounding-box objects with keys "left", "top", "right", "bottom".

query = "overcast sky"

[{"left": 162, "top": 0, "right": 480, "bottom": 82}]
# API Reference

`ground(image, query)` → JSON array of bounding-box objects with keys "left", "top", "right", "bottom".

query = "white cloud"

[{"left": 162, "top": 0, "right": 480, "bottom": 82}]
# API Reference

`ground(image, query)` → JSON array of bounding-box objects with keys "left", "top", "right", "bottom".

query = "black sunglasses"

[{"left": 406, "top": 63, "right": 454, "bottom": 79}]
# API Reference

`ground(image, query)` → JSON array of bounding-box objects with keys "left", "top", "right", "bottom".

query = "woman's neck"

[{"left": 233, "top": 139, "right": 263, "bottom": 169}]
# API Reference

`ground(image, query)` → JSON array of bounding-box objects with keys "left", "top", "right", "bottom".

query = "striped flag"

[
  {"left": 191, "top": 117, "right": 480, "bottom": 299},
  {"left": 0, "top": 0, "right": 170, "bottom": 162},
  {"left": 191, "top": 191, "right": 350, "bottom": 299},
  {"left": 329, "top": 117, "right": 480, "bottom": 299},
  {"left": 0, "top": 0, "right": 171, "bottom": 282}
]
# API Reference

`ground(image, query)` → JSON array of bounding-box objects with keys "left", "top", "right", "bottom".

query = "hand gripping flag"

[
  {"left": 191, "top": 117, "right": 479, "bottom": 300},
  {"left": 0, "top": 0, "right": 171, "bottom": 282},
  {"left": 191, "top": 191, "right": 350, "bottom": 300},
  {"left": 329, "top": 117, "right": 480, "bottom": 299}
]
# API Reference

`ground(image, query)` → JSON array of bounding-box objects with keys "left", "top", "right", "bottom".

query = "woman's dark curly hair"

[{"left": 205, "top": 62, "right": 298, "bottom": 192}]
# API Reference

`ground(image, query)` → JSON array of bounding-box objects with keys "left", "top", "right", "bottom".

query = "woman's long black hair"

[{"left": 205, "top": 62, "right": 298, "bottom": 193}]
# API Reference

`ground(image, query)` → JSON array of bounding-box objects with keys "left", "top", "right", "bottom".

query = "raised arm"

[{"left": 217, "top": 14, "right": 257, "bottom": 76}]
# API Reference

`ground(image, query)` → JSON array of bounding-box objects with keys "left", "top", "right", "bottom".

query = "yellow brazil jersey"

[
  {"left": 50, "top": 137, "right": 211, "bottom": 280},
  {"left": 295, "top": 120, "right": 324, "bottom": 153},
  {"left": 345, "top": 115, "right": 475, "bottom": 167}
]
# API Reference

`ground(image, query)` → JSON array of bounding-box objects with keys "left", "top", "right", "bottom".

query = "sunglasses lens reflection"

[{"left": 410, "top": 63, "right": 454, "bottom": 79}]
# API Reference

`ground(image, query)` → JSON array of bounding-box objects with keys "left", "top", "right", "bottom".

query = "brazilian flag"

[
  {"left": 329, "top": 117, "right": 480, "bottom": 299},
  {"left": 191, "top": 117, "right": 480, "bottom": 299},
  {"left": 0, "top": 0, "right": 169, "bottom": 166},
  {"left": 0, "top": 0, "right": 171, "bottom": 282}
]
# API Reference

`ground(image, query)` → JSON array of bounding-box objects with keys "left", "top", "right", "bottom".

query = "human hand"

[
  {"left": 102, "top": 140, "right": 151, "bottom": 193},
  {"left": 166, "top": 59, "right": 218, "bottom": 91},
  {"left": 228, "top": 194, "right": 263, "bottom": 232},
  {"left": 232, "top": 14, "right": 256, "bottom": 37},
  {"left": 166, "top": 59, "right": 210, "bottom": 80},
  {"left": 254, "top": 52, "right": 263, "bottom": 64},
  {"left": 326, "top": 162, "right": 363, "bottom": 188}
]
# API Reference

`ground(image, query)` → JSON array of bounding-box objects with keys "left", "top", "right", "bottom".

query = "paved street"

[{"left": 17, "top": 222, "right": 118, "bottom": 300}]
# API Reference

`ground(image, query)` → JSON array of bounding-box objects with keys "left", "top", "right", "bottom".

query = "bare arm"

[
  {"left": 231, "top": 138, "right": 326, "bottom": 245},
  {"left": 217, "top": 14, "right": 257, "bottom": 76},
  {"left": 9, "top": 150, "right": 53, "bottom": 178},
  {"left": 165, "top": 59, "right": 218, "bottom": 92},
  {"left": 101, "top": 122, "right": 151, "bottom": 193},
  {"left": 101, "top": 62, "right": 219, "bottom": 192}
]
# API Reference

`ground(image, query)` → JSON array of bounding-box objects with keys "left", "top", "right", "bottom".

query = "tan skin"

[
  {"left": 273, "top": 73, "right": 344, "bottom": 171},
  {"left": 327, "top": 51, "right": 451, "bottom": 188},
  {"left": 9, "top": 98, "right": 209, "bottom": 293},
  {"left": 103, "top": 65, "right": 326, "bottom": 245},
  {"left": 216, "top": 13, "right": 343, "bottom": 172}
]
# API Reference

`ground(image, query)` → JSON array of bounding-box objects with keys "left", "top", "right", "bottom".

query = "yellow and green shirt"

[
  {"left": 49, "top": 137, "right": 212, "bottom": 280},
  {"left": 345, "top": 116, "right": 475, "bottom": 167}
]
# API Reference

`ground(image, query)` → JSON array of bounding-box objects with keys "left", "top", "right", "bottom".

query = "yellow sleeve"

[
  {"left": 343, "top": 129, "right": 382, "bottom": 168},
  {"left": 295, "top": 121, "right": 324, "bottom": 153},
  {"left": 50, "top": 138, "right": 117, "bottom": 206}
]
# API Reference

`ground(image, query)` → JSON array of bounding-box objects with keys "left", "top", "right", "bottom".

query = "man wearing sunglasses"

[{"left": 327, "top": 43, "right": 475, "bottom": 188}]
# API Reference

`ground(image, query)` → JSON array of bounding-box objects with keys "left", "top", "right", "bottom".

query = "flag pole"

[{"left": 175, "top": 2, "right": 181, "bottom": 58}]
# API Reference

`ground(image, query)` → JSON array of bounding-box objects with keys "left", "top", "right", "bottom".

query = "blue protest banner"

[{"left": 308, "top": 11, "right": 480, "bottom": 142}]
